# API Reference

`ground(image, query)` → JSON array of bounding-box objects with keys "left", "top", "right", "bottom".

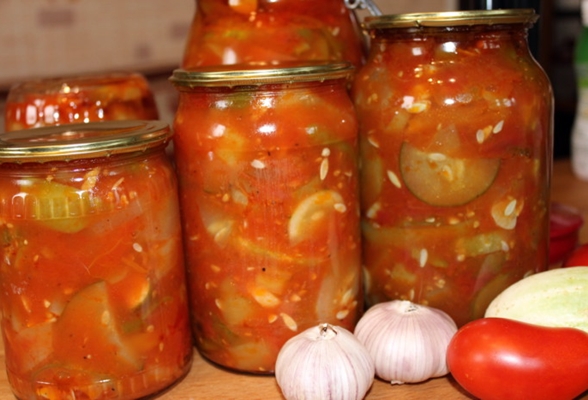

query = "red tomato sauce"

[
  {"left": 4, "top": 73, "right": 159, "bottom": 132},
  {"left": 352, "top": 12, "right": 553, "bottom": 326},
  {"left": 171, "top": 63, "right": 363, "bottom": 372},
  {"left": 0, "top": 122, "right": 192, "bottom": 399},
  {"left": 182, "top": 0, "right": 365, "bottom": 68}
]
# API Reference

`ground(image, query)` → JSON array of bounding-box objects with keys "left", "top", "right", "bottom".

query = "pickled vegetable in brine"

[
  {"left": 0, "top": 122, "right": 192, "bottom": 399},
  {"left": 171, "top": 63, "right": 363, "bottom": 373},
  {"left": 352, "top": 11, "right": 553, "bottom": 326},
  {"left": 182, "top": 0, "right": 365, "bottom": 68},
  {"left": 4, "top": 72, "right": 159, "bottom": 132}
]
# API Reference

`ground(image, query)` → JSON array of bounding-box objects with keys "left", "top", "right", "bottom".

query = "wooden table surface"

[{"left": 0, "top": 159, "right": 586, "bottom": 399}]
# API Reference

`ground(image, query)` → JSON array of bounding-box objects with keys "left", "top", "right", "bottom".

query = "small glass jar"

[
  {"left": 352, "top": 9, "right": 553, "bottom": 326},
  {"left": 181, "top": 0, "right": 365, "bottom": 68},
  {"left": 171, "top": 61, "right": 363, "bottom": 373},
  {"left": 0, "top": 121, "right": 193, "bottom": 399},
  {"left": 4, "top": 72, "right": 159, "bottom": 132}
]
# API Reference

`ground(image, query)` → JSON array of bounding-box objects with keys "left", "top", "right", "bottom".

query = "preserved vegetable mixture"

[
  {"left": 182, "top": 0, "right": 365, "bottom": 68},
  {"left": 4, "top": 72, "right": 159, "bottom": 132},
  {"left": 171, "top": 62, "right": 362, "bottom": 373},
  {"left": 352, "top": 10, "right": 553, "bottom": 326},
  {"left": 0, "top": 121, "right": 192, "bottom": 399}
]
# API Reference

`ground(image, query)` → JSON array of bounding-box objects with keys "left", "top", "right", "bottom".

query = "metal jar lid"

[
  {"left": 364, "top": 9, "right": 538, "bottom": 30},
  {"left": 170, "top": 61, "right": 354, "bottom": 88},
  {"left": 0, "top": 120, "right": 171, "bottom": 162},
  {"left": 8, "top": 72, "right": 148, "bottom": 96}
]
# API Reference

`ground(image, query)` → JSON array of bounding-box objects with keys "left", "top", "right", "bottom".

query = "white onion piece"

[
  {"left": 354, "top": 300, "right": 457, "bottom": 385},
  {"left": 275, "top": 323, "right": 375, "bottom": 400}
]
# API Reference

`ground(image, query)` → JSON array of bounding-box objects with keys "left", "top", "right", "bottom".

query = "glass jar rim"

[
  {"left": 8, "top": 71, "right": 148, "bottom": 96},
  {"left": 0, "top": 120, "right": 171, "bottom": 162},
  {"left": 364, "top": 8, "right": 538, "bottom": 29},
  {"left": 170, "top": 61, "right": 354, "bottom": 88}
]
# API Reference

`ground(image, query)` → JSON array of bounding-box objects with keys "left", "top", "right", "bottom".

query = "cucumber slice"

[
  {"left": 217, "top": 278, "right": 255, "bottom": 327},
  {"left": 399, "top": 142, "right": 500, "bottom": 207},
  {"left": 53, "top": 281, "right": 141, "bottom": 373},
  {"left": 288, "top": 190, "right": 346, "bottom": 245},
  {"left": 18, "top": 178, "right": 93, "bottom": 233}
]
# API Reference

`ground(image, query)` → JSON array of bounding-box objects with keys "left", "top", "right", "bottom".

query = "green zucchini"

[{"left": 485, "top": 266, "right": 588, "bottom": 333}]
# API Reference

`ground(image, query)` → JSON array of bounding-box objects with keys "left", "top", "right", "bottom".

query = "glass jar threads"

[
  {"left": 181, "top": 0, "right": 365, "bottom": 68},
  {"left": 0, "top": 121, "right": 193, "bottom": 399},
  {"left": 4, "top": 72, "right": 159, "bottom": 132},
  {"left": 171, "top": 61, "right": 363, "bottom": 373},
  {"left": 352, "top": 9, "right": 553, "bottom": 326}
]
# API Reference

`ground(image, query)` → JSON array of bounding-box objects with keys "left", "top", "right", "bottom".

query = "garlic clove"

[
  {"left": 354, "top": 300, "right": 458, "bottom": 385},
  {"left": 275, "top": 323, "right": 375, "bottom": 400}
]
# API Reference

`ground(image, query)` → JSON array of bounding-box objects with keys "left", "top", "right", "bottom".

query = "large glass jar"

[
  {"left": 352, "top": 9, "right": 553, "bottom": 327},
  {"left": 181, "top": 0, "right": 365, "bottom": 68},
  {"left": 0, "top": 121, "right": 193, "bottom": 399},
  {"left": 4, "top": 72, "right": 159, "bottom": 132},
  {"left": 171, "top": 61, "right": 362, "bottom": 373}
]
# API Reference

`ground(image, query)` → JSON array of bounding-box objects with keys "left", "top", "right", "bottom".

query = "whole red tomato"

[
  {"left": 563, "top": 243, "right": 588, "bottom": 268},
  {"left": 550, "top": 202, "right": 583, "bottom": 265},
  {"left": 446, "top": 318, "right": 588, "bottom": 400}
]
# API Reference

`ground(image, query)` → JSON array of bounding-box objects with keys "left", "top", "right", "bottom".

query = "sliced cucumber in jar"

[
  {"left": 18, "top": 178, "right": 93, "bottom": 233},
  {"left": 399, "top": 142, "right": 500, "bottom": 207},
  {"left": 53, "top": 281, "right": 142, "bottom": 373},
  {"left": 288, "top": 190, "right": 345, "bottom": 245}
]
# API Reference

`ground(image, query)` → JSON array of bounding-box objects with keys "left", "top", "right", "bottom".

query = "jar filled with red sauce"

[
  {"left": 4, "top": 72, "right": 159, "bottom": 132},
  {"left": 181, "top": 0, "right": 365, "bottom": 68},
  {"left": 352, "top": 9, "right": 553, "bottom": 327},
  {"left": 0, "top": 121, "right": 193, "bottom": 399},
  {"left": 171, "top": 61, "right": 362, "bottom": 373}
]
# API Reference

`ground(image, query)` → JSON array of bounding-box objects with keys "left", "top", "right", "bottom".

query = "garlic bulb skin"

[
  {"left": 275, "top": 323, "right": 375, "bottom": 400},
  {"left": 354, "top": 300, "right": 457, "bottom": 385}
]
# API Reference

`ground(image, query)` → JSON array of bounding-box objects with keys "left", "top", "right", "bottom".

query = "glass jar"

[
  {"left": 0, "top": 121, "right": 193, "bottom": 399},
  {"left": 171, "top": 61, "right": 362, "bottom": 373},
  {"left": 4, "top": 72, "right": 159, "bottom": 132},
  {"left": 181, "top": 0, "right": 365, "bottom": 68},
  {"left": 352, "top": 9, "right": 553, "bottom": 327}
]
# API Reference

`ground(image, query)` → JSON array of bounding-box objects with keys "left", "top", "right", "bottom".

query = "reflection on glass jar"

[
  {"left": 352, "top": 10, "right": 553, "bottom": 327},
  {"left": 171, "top": 61, "right": 363, "bottom": 373},
  {"left": 182, "top": 0, "right": 365, "bottom": 68},
  {"left": 0, "top": 121, "right": 192, "bottom": 399},
  {"left": 4, "top": 72, "right": 159, "bottom": 132}
]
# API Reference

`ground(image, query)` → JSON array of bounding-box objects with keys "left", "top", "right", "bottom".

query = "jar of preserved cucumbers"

[
  {"left": 0, "top": 121, "right": 193, "bottom": 399},
  {"left": 181, "top": 0, "right": 365, "bottom": 68},
  {"left": 352, "top": 9, "right": 553, "bottom": 327},
  {"left": 4, "top": 72, "right": 159, "bottom": 132},
  {"left": 171, "top": 61, "right": 362, "bottom": 373}
]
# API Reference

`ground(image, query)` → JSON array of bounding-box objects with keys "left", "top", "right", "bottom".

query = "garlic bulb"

[
  {"left": 275, "top": 323, "right": 375, "bottom": 400},
  {"left": 354, "top": 300, "right": 457, "bottom": 385}
]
